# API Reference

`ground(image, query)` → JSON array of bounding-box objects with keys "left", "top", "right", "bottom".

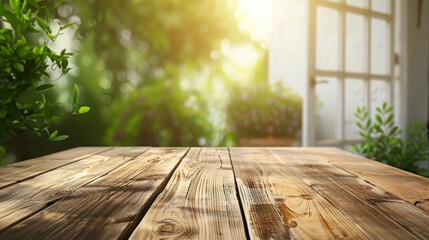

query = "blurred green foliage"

[
  {"left": 352, "top": 102, "right": 429, "bottom": 177},
  {"left": 105, "top": 78, "right": 212, "bottom": 146},
  {"left": 2, "top": 0, "right": 258, "bottom": 161}
]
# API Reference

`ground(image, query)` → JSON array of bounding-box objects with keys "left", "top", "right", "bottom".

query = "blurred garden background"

[
  {"left": 1, "top": 0, "right": 428, "bottom": 178},
  {"left": 2, "top": 0, "right": 302, "bottom": 163}
]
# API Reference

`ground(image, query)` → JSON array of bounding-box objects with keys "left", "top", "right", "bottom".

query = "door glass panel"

[
  {"left": 370, "top": 80, "right": 388, "bottom": 117},
  {"left": 316, "top": 7, "right": 340, "bottom": 71},
  {"left": 347, "top": 0, "right": 368, "bottom": 8},
  {"left": 371, "top": 18, "right": 390, "bottom": 75},
  {"left": 346, "top": 13, "right": 366, "bottom": 73},
  {"left": 372, "top": 0, "right": 390, "bottom": 14},
  {"left": 345, "top": 79, "right": 365, "bottom": 140},
  {"left": 315, "top": 77, "right": 339, "bottom": 140}
]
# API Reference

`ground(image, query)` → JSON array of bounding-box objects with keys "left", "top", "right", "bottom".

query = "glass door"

[{"left": 305, "top": 0, "right": 395, "bottom": 148}]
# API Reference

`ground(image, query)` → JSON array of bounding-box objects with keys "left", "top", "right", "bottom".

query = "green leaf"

[
  {"left": 78, "top": 106, "right": 90, "bottom": 114},
  {"left": 356, "top": 121, "right": 363, "bottom": 130},
  {"left": 59, "top": 22, "right": 77, "bottom": 31},
  {"left": 49, "top": 130, "right": 58, "bottom": 140},
  {"left": 52, "top": 135, "right": 69, "bottom": 141},
  {"left": 389, "top": 126, "right": 399, "bottom": 135},
  {"left": 49, "top": 116, "right": 60, "bottom": 123},
  {"left": 73, "top": 84, "right": 79, "bottom": 105},
  {"left": 385, "top": 114, "right": 394, "bottom": 124},
  {"left": 356, "top": 107, "right": 362, "bottom": 114},
  {"left": 0, "top": 145, "right": 5, "bottom": 156},
  {"left": 376, "top": 106, "right": 382, "bottom": 114},
  {"left": 375, "top": 114, "right": 383, "bottom": 124},
  {"left": 35, "top": 84, "right": 54, "bottom": 91},
  {"left": 13, "top": 62, "right": 25, "bottom": 72},
  {"left": 9, "top": 0, "right": 20, "bottom": 14},
  {"left": 36, "top": 16, "right": 48, "bottom": 30},
  {"left": 350, "top": 144, "right": 360, "bottom": 153},
  {"left": 44, "top": 104, "right": 53, "bottom": 122},
  {"left": 53, "top": 0, "right": 65, "bottom": 9}
]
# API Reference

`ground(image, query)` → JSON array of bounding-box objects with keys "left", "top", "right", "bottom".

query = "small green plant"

[
  {"left": 351, "top": 102, "right": 429, "bottom": 177},
  {"left": 0, "top": 0, "right": 89, "bottom": 162}
]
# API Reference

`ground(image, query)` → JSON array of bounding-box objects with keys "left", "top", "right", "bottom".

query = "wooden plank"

[
  {"left": 270, "top": 148, "right": 429, "bottom": 239},
  {"left": 0, "top": 147, "right": 111, "bottom": 189},
  {"left": 229, "top": 147, "right": 371, "bottom": 239},
  {"left": 0, "top": 147, "right": 148, "bottom": 232},
  {"left": 129, "top": 148, "right": 246, "bottom": 240},
  {"left": 301, "top": 148, "right": 429, "bottom": 213},
  {"left": 0, "top": 147, "right": 188, "bottom": 239}
]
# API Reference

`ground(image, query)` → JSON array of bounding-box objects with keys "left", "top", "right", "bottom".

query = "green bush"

[
  {"left": 226, "top": 82, "right": 302, "bottom": 139},
  {"left": 0, "top": 0, "right": 88, "bottom": 163},
  {"left": 105, "top": 80, "right": 212, "bottom": 146},
  {"left": 351, "top": 102, "right": 429, "bottom": 177}
]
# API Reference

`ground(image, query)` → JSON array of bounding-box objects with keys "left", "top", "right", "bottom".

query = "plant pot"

[{"left": 238, "top": 137, "right": 296, "bottom": 147}]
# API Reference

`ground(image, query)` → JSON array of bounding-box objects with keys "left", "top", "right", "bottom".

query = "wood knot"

[
  {"left": 156, "top": 222, "right": 179, "bottom": 234},
  {"left": 299, "top": 194, "right": 314, "bottom": 200},
  {"left": 288, "top": 220, "right": 298, "bottom": 228}
]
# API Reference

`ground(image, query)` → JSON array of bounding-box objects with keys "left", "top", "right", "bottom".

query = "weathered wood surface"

[
  {"left": 0, "top": 147, "right": 148, "bottom": 232},
  {"left": 0, "top": 147, "right": 428, "bottom": 240},
  {"left": 302, "top": 147, "right": 429, "bottom": 213},
  {"left": 0, "top": 147, "right": 109, "bottom": 189},
  {"left": 269, "top": 148, "right": 429, "bottom": 239},
  {"left": 130, "top": 148, "right": 246, "bottom": 239},
  {"left": 0, "top": 148, "right": 187, "bottom": 239}
]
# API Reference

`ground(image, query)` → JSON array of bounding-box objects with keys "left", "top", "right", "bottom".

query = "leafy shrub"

[
  {"left": 105, "top": 80, "right": 212, "bottom": 146},
  {"left": 0, "top": 0, "right": 88, "bottom": 162},
  {"left": 351, "top": 102, "right": 429, "bottom": 177},
  {"left": 226, "top": 82, "right": 302, "bottom": 139}
]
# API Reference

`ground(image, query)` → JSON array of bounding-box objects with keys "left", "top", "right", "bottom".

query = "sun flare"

[{"left": 235, "top": 0, "right": 273, "bottom": 43}]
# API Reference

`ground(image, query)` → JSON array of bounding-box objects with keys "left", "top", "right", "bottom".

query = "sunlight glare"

[
  {"left": 228, "top": 45, "right": 260, "bottom": 67},
  {"left": 236, "top": 0, "right": 273, "bottom": 43}
]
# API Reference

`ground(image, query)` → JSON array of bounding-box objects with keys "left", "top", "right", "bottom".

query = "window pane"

[
  {"left": 345, "top": 79, "right": 365, "bottom": 140},
  {"left": 347, "top": 0, "right": 368, "bottom": 8},
  {"left": 346, "top": 13, "right": 366, "bottom": 73},
  {"left": 371, "top": 18, "right": 390, "bottom": 75},
  {"left": 316, "top": 7, "right": 340, "bottom": 71},
  {"left": 315, "top": 77, "right": 339, "bottom": 140},
  {"left": 370, "top": 80, "right": 388, "bottom": 117},
  {"left": 372, "top": 0, "right": 391, "bottom": 14}
]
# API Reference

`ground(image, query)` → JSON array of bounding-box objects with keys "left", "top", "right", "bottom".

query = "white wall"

[
  {"left": 268, "top": 0, "right": 308, "bottom": 97},
  {"left": 401, "top": 0, "right": 429, "bottom": 125}
]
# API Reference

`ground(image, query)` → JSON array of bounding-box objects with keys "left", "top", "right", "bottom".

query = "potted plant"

[{"left": 226, "top": 82, "right": 302, "bottom": 146}]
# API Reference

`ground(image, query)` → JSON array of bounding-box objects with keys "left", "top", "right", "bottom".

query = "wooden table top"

[{"left": 0, "top": 147, "right": 428, "bottom": 239}]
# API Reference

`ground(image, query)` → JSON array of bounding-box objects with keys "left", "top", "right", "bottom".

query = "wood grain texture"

[
  {"left": 270, "top": 148, "right": 429, "bottom": 239},
  {"left": 130, "top": 148, "right": 246, "bottom": 240},
  {"left": 0, "top": 147, "right": 110, "bottom": 189},
  {"left": 301, "top": 148, "right": 429, "bottom": 213},
  {"left": 0, "top": 147, "right": 148, "bottom": 232},
  {"left": 0, "top": 147, "right": 188, "bottom": 239},
  {"left": 230, "top": 147, "right": 374, "bottom": 240},
  {"left": 1, "top": 147, "right": 428, "bottom": 239}
]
